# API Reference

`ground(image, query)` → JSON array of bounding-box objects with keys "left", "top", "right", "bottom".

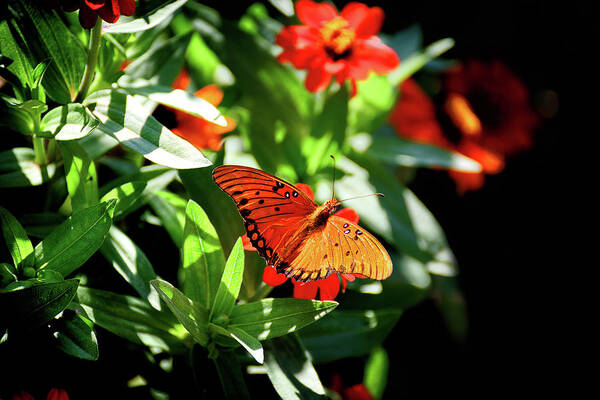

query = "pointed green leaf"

[
  {"left": 229, "top": 326, "right": 264, "bottom": 364},
  {"left": 0, "top": 279, "right": 79, "bottom": 329},
  {"left": 212, "top": 349, "right": 251, "bottom": 399},
  {"left": 35, "top": 200, "right": 116, "bottom": 276},
  {"left": 53, "top": 311, "right": 99, "bottom": 360},
  {"left": 40, "top": 104, "right": 100, "bottom": 140},
  {"left": 263, "top": 334, "right": 327, "bottom": 399},
  {"left": 101, "top": 226, "right": 158, "bottom": 308},
  {"left": 0, "top": 161, "right": 57, "bottom": 188},
  {"left": 148, "top": 190, "right": 187, "bottom": 247},
  {"left": 84, "top": 89, "right": 212, "bottom": 169},
  {"left": 229, "top": 298, "right": 338, "bottom": 341},
  {"left": 72, "top": 286, "right": 187, "bottom": 352},
  {"left": 99, "top": 181, "right": 147, "bottom": 218},
  {"left": 103, "top": 0, "right": 188, "bottom": 33},
  {"left": 300, "top": 309, "right": 402, "bottom": 363},
  {"left": 181, "top": 200, "right": 225, "bottom": 308},
  {"left": 58, "top": 141, "right": 98, "bottom": 212},
  {"left": 388, "top": 37, "right": 455, "bottom": 86},
  {"left": 151, "top": 279, "right": 209, "bottom": 346},
  {"left": 210, "top": 237, "right": 244, "bottom": 320},
  {"left": 364, "top": 347, "right": 389, "bottom": 400},
  {"left": 0, "top": 206, "right": 34, "bottom": 271}
]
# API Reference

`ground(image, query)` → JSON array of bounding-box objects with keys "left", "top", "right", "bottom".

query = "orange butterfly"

[{"left": 213, "top": 165, "right": 393, "bottom": 282}]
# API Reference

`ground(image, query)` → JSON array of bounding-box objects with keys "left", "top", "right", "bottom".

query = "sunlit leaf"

[{"left": 210, "top": 237, "right": 244, "bottom": 320}]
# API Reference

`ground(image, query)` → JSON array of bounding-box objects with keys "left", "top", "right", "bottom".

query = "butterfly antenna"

[
  {"left": 339, "top": 193, "right": 385, "bottom": 202},
  {"left": 330, "top": 154, "right": 336, "bottom": 201}
]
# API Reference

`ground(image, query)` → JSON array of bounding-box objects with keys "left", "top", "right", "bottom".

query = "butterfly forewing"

[{"left": 213, "top": 165, "right": 316, "bottom": 263}]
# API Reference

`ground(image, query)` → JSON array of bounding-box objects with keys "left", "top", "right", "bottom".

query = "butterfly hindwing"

[
  {"left": 213, "top": 165, "right": 316, "bottom": 264},
  {"left": 281, "top": 216, "right": 393, "bottom": 281}
]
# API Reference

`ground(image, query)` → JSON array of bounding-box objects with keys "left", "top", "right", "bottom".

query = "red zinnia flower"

[
  {"left": 389, "top": 60, "right": 538, "bottom": 193},
  {"left": 276, "top": 0, "right": 399, "bottom": 95},
  {"left": 59, "top": 0, "right": 136, "bottom": 29},
  {"left": 246, "top": 182, "right": 363, "bottom": 301},
  {"left": 168, "top": 69, "right": 236, "bottom": 151},
  {"left": 330, "top": 373, "right": 374, "bottom": 400},
  {"left": 46, "top": 388, "right": 69, "bottom": 400}
]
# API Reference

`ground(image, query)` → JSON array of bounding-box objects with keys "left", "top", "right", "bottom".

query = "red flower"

[
  {"left": 389, "top": 60, "right": 538, "bottom": 193},
  {"left": 168, "top": 70, "right": 236, "bottom": 151},
  {"left": 12, "top": 391, "right": 35, "bottom": 400},
  {"left": 47, "top": 388, "right": 69, "bottom": 400},
  {"left": 59, "top": 0, "right": 136, "bottom": 29},
  {"left": 247, "top": 182, "right": 363, "bottom": 300},
  {"left": 276, "top": 0, "right": 399, "bottom": 95},
  {"left": 330, "top": 373, "right": 374, "bottom": 400}
]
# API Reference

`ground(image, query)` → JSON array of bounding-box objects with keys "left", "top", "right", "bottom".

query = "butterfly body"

[{"left": 213, "top": 165, "right": 392, "bottom": 282}]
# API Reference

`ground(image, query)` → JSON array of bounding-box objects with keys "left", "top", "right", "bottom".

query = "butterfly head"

[{"left": 323, "top": 199, "right": 342, "bottom": 215}]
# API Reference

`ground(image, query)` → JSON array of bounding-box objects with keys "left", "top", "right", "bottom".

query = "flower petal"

[
  {"left": 172, "top": 69, "right": 190, "bottom": 90},
  {"left": 295, "top": 183, "right": 314, "bottom": 200},
  {"left": 334, "top": 207, "right": 359, "bottom": 224},
  {"left": 457, "top": 140, "right": 505, "bottom": 174},
  {"left": 98, "top": 0, "right": 119, "bottom": 23},
  {"left": 84, "top": 0, "right": 105, "bottom": 11},
  {"left": 194, "top": 84, "right": 223, "bottom": 107},
  {"left": 353, "top": 38, "right": 400, "bottom": 74},
  {"left": 47, "top": 388, "right": 70, "bottom": 400},
  {"left": 305, "top": 66, "right": 332, "bottom": 93},
  {"left": 276, "top": 25, "right": 321, "bottom": 48},
  {"left": 318, "top": 274, "right": 340, "bottom": 300},
  {"left": 118, "top": 0, "right": 135, "bottom": 16},
  {"left": 263, "top": 265, "right": 288, "bottom": 286},
  {"left": 296, "top": 0, "right": 338, "bottom": 27},
  {"left": 293, "top": 280, "right": 319, "bottom": 299},
  {"left": 277, "top": 47, "right": 323, "bottom": 69},
  {"left": 341, "top": 3, "right": 384, "bottom": 38},
  {"left": 78, "top": 5, "right": 99, "bottom": 29}
]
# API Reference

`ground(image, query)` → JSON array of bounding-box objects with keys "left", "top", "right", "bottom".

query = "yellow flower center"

[
  {"left": 320, "top": 17, "right": 356, "bottom": 56},
  {"left": 444, "top": 93, "right": 483, "bottom": 137}
]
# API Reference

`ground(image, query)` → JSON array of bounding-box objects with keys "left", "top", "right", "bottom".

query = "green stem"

[
  {"left": 32, "top": 136, "right": 49, "bottom": 181},
  {"left": 75, "top": 18, "right": 103, "bottom": 103},
  {"left": 247, "top": 283, "right": 273, "bottom": 303}
]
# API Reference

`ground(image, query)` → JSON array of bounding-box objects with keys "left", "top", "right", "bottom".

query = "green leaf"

[
  {"left": 432, "top": 275, "right": 468, "bottom": 341},
  {"left": 388, "top": 37, "right": 455, "bottom": 86},
  {"left": 0, "top": 279, "right": 79, "bottom": 329},
  {"left": 229, "top": 326, "right": 264, "bottom": 364},
  {"left": 58, "top": 141, "right": 98, "bottom": 212},
  {"left": 72, "top": 286, "right": 187, "bottom": 352},
  {"left": 77, "top": 129, "right": 119, "bottom": 160},
  {"left": 179, "top": 168, "right": 245, "bottom": 256},
  {"left": 0, "top": 263, "right": 18, "bottom": 287},
  {"left": 0, "top": 206, "right": 34, "bottom": 271},
  {"left": 0, "top": 160, "right": 57, "bottom": 188},
  {"left": 103, "top": 0, "right": 188, "bottom": 33},
  {"left": 229, "top": 298, "right": 338, "bottom": 341},
  {"left": 348, "top": 74, "right": 396, "bottom": 135},
  {"left": 300, "top": 309, "right": 402, "bottom": 363},
  {"left": 148, "top": 190, "right": 187, "bottom": 247},
  {"left": 210, "top": 237, "right": 244, "bottom": 320},
  {"left": 53, "top": 311, "right": 99, "bottom": 360},
  {"left": 99, "top": 181, "right": 147, "bottom": 219},
  {"left": 40, "top": 104, "right": 100, "bottom": 140},
  {"left": 124, "top": 32, "right": 192, "bottom": 86},
  {"left": 303, "top": 85, "right": 348, "bottom": 176},
  {"left": 0, "top": 100, "right": 35, "bottom": 134},
  {"left": 349, "top": 129, "right": 481, "bottom": 172},
  {"left": 119, "top": 76, "right": 228, "bottom": 127},
  {"left": 35, "top": 200, "right": 116, "bottom": 276},
  {"left": 84, "top": 89, "right": 212, "bottom": 169},
  {"left": 181, "top": 199, "right": 226, "bottom": 308},
  {"left": 151, "top": 279, "right": 209, "bottom": 346},
  {"left": 212, "top": 349, "right": 251, "bottom": 399},
  {"left": 10, "top": 0, "right": 86, "bottom": 103},
  {"left": 0, "top": 18, "right": 35, "bottom": 89},
  {"left": 364, "top": 347, "right": 389, "bottom": 400},
  {"left": 0, "top": 148, "right": 34, "bottom": 171},
  {"left": 101, "top": 226, "right": 159, "bottom": 309},
  {"left": 263, "top": 334, "right": 327, "bottom": 400}
]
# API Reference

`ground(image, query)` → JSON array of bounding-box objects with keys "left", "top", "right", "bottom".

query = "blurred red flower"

[
  {"left": 276, "top": 0, "right": 399, "bottom": 95},
  {"left": 390, "top": 60, "right": 538, "bottom": 193},
  {"left": 59, "top": 0, "right": 136, "bottom": 29},
  {"left": 330, "top": 373, "right": 374, "bottom": 400},
  {"left": 245, "top": 182, "right": 363, "bottom": 301},
  {"left": 168, "top": 69, "right": 236, "bottom": 151},
  {"left": 11, "top": 388, "right": 68, "bottom": 400}
]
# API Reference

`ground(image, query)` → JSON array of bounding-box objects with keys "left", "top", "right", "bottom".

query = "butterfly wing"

[
  {"left": 281, "top": 216, "right": 393, "bottom": 281},
  {"left": 212, "top": 165, "right": 317, "bottom": 265}
]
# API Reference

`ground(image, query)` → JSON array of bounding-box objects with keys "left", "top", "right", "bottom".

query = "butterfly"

[{"left": 213, "top": 165, "right": 393, "bottom": 282}]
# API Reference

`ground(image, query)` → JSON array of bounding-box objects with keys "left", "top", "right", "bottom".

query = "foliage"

[{"left": 0, "top": 0, "right": 472, "bottom": 397}]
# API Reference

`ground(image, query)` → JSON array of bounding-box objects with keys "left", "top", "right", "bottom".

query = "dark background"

[{"left": 364, "top": 0, "right": 576, "bottom": 396}]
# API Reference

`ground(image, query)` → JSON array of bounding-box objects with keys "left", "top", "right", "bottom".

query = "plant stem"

[
  {"left": 75, "top": 18, "right": 103, "bottom": 103},
  {"left": 247, "top": 283, "right": 273, "bottom": 303},
  {"left": 32, "top": 135, "right": 49, "bottom": 181}
]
